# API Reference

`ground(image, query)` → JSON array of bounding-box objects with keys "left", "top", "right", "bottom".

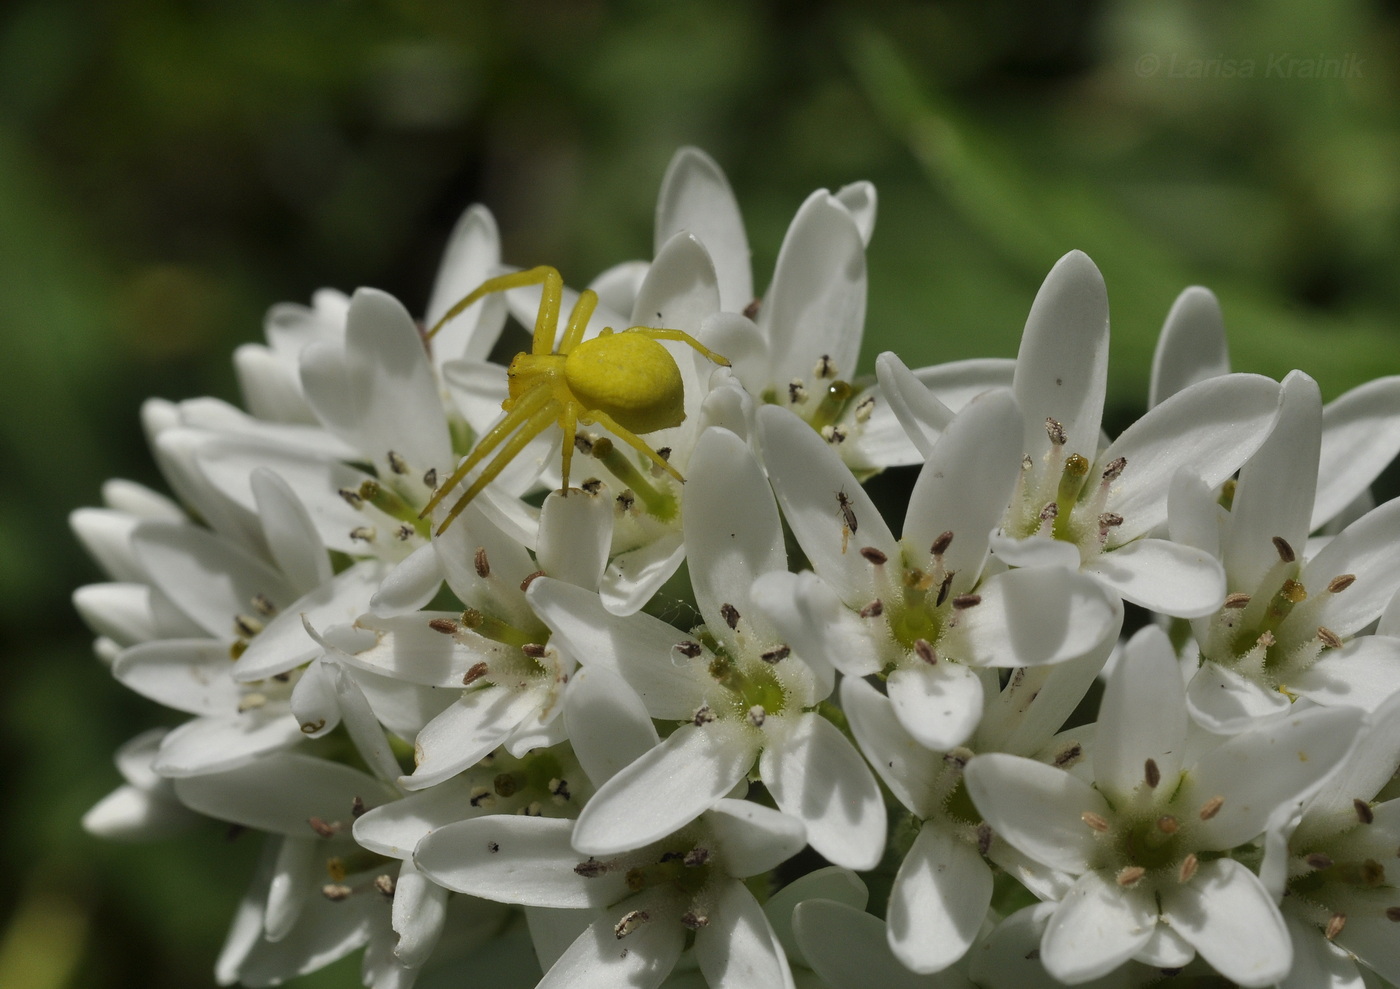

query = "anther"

[
  {"left": 1273, "top": 536, "right": 1296, "bottom": 564},
  {"left": 683, "top": 847, "right": 709, "bottom": 867},
  {"left": 821, "top": 424, "right": 848, "bottom": 445},
  {"left": 350, "top": 526, "right": 376, "bottom": 543},
  {"left": 614, "top": 910, "right": 650, "bottom": 939},
  {"left": 788, "top": 380, "right": 809, "bottom": 404},
  {"left": 1045, "top": 418, "right": 1066, "bottom": 446},
  {"left": 815, "top": 354, "right": 837, "bottom": 379},
  {"left": 1101, "top": 457, "right": 1127, "bottom": 481},
  {"left": 1317, "top": 627, "right": 1343, "bottom": 649},
  {"left": 680, "top": 912, "right": 710, "bottom": 931},
  {"left": 943, "top": 747, "right": 974, "bottom": 770},
  {"left": 860, "top": 546, "right": 887, "bottom": 565},
  {"left": 1116, "top": 866, "right": 1146, "bottom": 887},
  {"left": 233, "top": 614, "right": 264, "bottom": 638},
  {"left": 616, "top": 490, "right": 636, "bottom": 512},
  {"left": 676, "top": 641, "right": 702, "bottom": 658},
  {"left": 520, "top": 570, "right": 546, "bottom": 592},
  {"left": 1039, "top": 502, "right": 1058, "bottom": 523},
  {"left": 1326, "top": 913, "right": 1347, "bottom": 940},
  {"left": 1199, "top": 796, "right": 1225, "bottom": 820},
  {"left": 1355, "top": 799, "right": 1375, "bottom": 825},
  {"left": 251, "top": 593, "right": 277, "bottom": 616},
  {"left": 747, "top": 706, "right": 766, "bottom": 727},
  {"left": 721, "top": 603, "right": 740, "bottom": 629},
  {"left": 521, "top": 643, "right": 547, "bottom": 659},
  {"left": 743, "top": 298, "right": 762, "bottom": 320},
  {"left": 1156, "top": 815, "right": 1179, "bottom": 835},
  {"left": 977, "top": 823, "right": 993, "bottom": 855},
  {"left": 469, "top": 787, "right": 495, "bottom": 808},
  {"left": 474, "top": 547, "right": 490, "bottom": 578},
  {"left": 1098, "top": 512, "right": 1123, "bottom": 530},
  {"left": 237, "top": 693, "right": 268, "bottom": 713},
  {"left": 549, "top": 778, "right": 571, "bottom": 802},
  {"left": 914, "top": 639, "right": 937, "bottom": 664},
  {"left": 860, "top": 599, "right": 884, "bottom": 618},
  {"left": 952, "top": 594, "right": 982, "bottom": 610},
  {"left": 1178, "top": 853, "right": 1199, "bottom": 883},
  {"left": 1305, "top": 853, "right": 1334, "bottom": 871},
  {"left": 931, "top": 531, "right": 954, "bottom": 556},
  {"left": 1053, "top": 743, "right": 1083, "bottom": 768},
  {"left": 387, "top": 450, "right": 409, "bottom": 475},
  {"left": 1145, "top": 758, "right": 1161, "bottom": 788},
  {"left": 854, "top": 396, "right": 876, "bottom": 422},
  {"left": 1082, "top": 811, "right": 1110, "bottom": 832},
  {"left": 322, "top": 884, "right": 353, "bottom": 901},
  {"left": 462, "top": 662, "right": 489, "bottom": 686},
  {"left": 581, "top": 477, "right": 603, "bottom": 494},
  {"left": 422, "top": 468, "right": 437, "bottom": 488},
  {"left": 394, "top": 523, "right": 414, "bottom": 541},
  {"left": 1329, "top": 574, "right": 1357, "bottom": 593},
  {"left": 574, "top": 858, "right": 608, "bottom": 878},
  {"left": 374, "top": 874, "right": 396, "bottom": 897},
  {"left": 760, "top": 645, "right": 790, "bottom": 664},
  {"left": 338, "top": 487, "right": 364, "bottom": 508},
  {"left": 1223, "top": 593, "right": 1251, "bottom": 609},
  {"left": 574, "top": 433, "right": 594, "bottom": 455},
  {"left": 351, "top": 796, "right": 367, "bottom": 818},
  {"left": 693, "top": 705, "right": 716, "bottom": 726},
  {"left": 308, "top": 817, "right": 341, "bottom": 838}
]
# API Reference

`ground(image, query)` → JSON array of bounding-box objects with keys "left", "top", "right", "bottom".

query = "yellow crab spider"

[{"left": 419, "top": 266, "right": 730, "bottom": 534}]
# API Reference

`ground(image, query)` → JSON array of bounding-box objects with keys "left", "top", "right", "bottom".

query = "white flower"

[
  {"left": 965, "top": 625, "right": 1363, "bottom": 986},
  {"left": 1169, "top": 370, "right": 1400, "bottom": 731}
]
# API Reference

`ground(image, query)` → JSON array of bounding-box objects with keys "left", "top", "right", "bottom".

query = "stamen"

[
  {"left": 549, "top": 778, "right": 572, "bottom": 803},
  {"left": 1157, "top": 815, "right": 1179, "bottom": 835},
  {"left": 351, "top": 796, "right": 367, "bottom": 818},
  {"left": 854, "top": 396, "right": 876, "bottom": 422},
  {"left": 720, "top": 603, "right": 740, "bottom": 629},
  {"left": 931, "top": 531, "right": 954, "bottom": 556},
  {"left": 914, "top": 639, "right": 937, "bottom": 664},
  {"left": 338, "top": 487, "right": 364, "bottom": 509},
  {"left": 463, "top": 661, "right": 489, "bottom": 685},
  {"left": 680, "top": 912, "right": 710, "bottom": 930},
  {"left": 1272, "top": 536, "right": 1296, "bottom": 564},
  {"left": 746, "top": 706, "right": 766, "bottom": 728},
  {"left": 814, "top": 354, "right": 837, "bottom": 379},
  {"left": 1101, "top": 457, "right": 1127, "bottom": 482},
  {"left": 1305, "top": 853, "right": 1334, "bottom": 870},
  {"left": 1199, "top": 796, "right": 1225, "bottom": 820},
  {"left": 308, "top": 817, "right": 341, "bottom": 838},
  {"left": 233, "top": 614, "right": 264, "bottom": 638},
  {"left": 1053, "top": 743, "right": 1083, "bottom": 768},
  {"left": 860, "top": 599, "right": 884, "bottom": 618},
  {"left": 519, "top": 570, "right": 546, "bottom": 592},
  {"left": 1178, "top": 853, "right": 1199, "bottom": 883},
  {"left": 860, "top": 546, "right": 887, "bottom": 565},
  {"left": 468, "top": 787, "right": 495, "bottom": 808},
  {"left": 743, "top": 298, "right": 762, "bottom": 320},
  {"left": 581, "top": 477, "right": 603, "bottom": 494},
  {"left": 1116, "top": 866, "right": 1146, "bottom": 887},
  {"left": 374, "top": 874, "right": 396, "bottom": 897},
  {"left": 422, "top": 468, "right": 438, "bottom": 489},
  {"left": 617, "top": 490, "right": 636, "bottom": 513},
  {"left": 1355, "top": 799, "right": 1375, "bottom": 825},
  {"left": 614, "top": 910, "right": 650, "bottom": 939},
  {"left": 387, "top": 450, "right": 409, "bottom": 475},
  {"left": 322, "top": 884, "right": 353, "bottom": 901},
  {"left": 1325, "top": 913, "right": 1347, "bottom": 940},
  {"left": 1045, "top": 417, "right": 1066, "bottom": 446},
  {"left": 788, "top": 379, "right": 809, "bottom": 404},
  {"left": 675, "top": 641, "right": 703, "bottom": 658},
  {"left": 821, "top": 424, "right": 848, "bottom": 445},
  {"left": 1223, "top": 592, "right": 1251, "bottom": 609},
  {"left": 251, "top": 594, "right": 278, "bottom": 616},
  {"left": 693, "top": 705, "right": 716, "bottom": 726},
  {"left": 1317, "top": 627, "right": 1343, "bottom": 649},
  {"left": 521, "top": 643, "right": 547, "bottom": 659},
  {"left": 952, "top": 594, "right": 982, "bottom": 610},
  {"left": 474, "top": 547, "right": 490, "bottom": 578},
  {"left": 575, "top": 858, "right": 609, "bottom": 878},
  {"left": 976, "top": 823, "right": 993, "bottom": 855},
  {"left": 1329, "top": 574, "right": 1357, "bottom": 593},
  {"left": 683, "top": 847, "right": 709, "bottom": 867},
  {"left": 350, "top": 526, "right": 376, "bottom": 543},
  {"left": 589, "top": 437, "right": 673, "bottom": 516},
  {"left": 760, "top": 645, "right": 790, "bottom": 664},
  {"left": 1082, "top": 811, "right": 1110, "bottom": 833},
  {"left": 1145, "top": 758, "right": 1161, "bottom": 788}
]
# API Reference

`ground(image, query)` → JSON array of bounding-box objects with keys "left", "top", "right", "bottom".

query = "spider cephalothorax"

[{"left": 420, "top": 266, "right": 729, "bottom": 533}]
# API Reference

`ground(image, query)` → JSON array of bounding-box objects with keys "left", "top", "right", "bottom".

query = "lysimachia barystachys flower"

[
  {"left": 1168, "top": 369, "right": 1400, "bottom": 731},
  {"left": 966, "top": 625, "right": 1364, "bottom": 986}
]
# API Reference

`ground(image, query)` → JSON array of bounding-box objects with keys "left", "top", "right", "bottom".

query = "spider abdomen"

[{"left": 564, "top": 331, "right": 686, "bottom": 435}]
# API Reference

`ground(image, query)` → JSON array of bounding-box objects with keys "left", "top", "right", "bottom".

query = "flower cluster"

[{"left": 75, "top": 147, "right": 1400, "bottom": 989}]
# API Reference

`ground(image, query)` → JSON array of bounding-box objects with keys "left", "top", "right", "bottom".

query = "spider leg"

[
  {"left": 558, "top": 400, "right": 578, "bottom": 495},
  {"left": 624, "top": 327, "right": 731, "bottom": 366},
  {"left": 420, "top": 384, "right": 554, "bottom": 520},
  {"left": 558, "top": 289, "right": 599, "bottom": 355},
  {"left": 437, "top": 399, "right": 562, "bottom": 534},
  {"left": 585, "top": 409, "right": 686, "bottom": 484},
  {"left": 425, "top": 266, "right": 563, "bottom": 356}
]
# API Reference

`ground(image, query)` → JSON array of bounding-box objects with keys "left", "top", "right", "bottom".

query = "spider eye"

[{"left": 565, "top": 333, "right": 687, "bottom": 435}]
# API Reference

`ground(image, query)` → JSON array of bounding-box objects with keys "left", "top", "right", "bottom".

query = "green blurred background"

[{"left": 4, "top": 1, "right": 1399, "bottom": 986}]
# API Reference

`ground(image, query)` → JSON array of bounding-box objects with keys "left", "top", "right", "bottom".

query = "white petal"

[
  {"left": 915, "top": 357, "right": 1016, "bottom": 412},
  {"left": 695, "top": 880, "right": 795, "bottom": 989},
  {"left": 539, "top": 901, "right": 686, "bottom": 989},
  {"left": 1040, "top": 871, "right": 1155, "bottom": 983},
  {"left": 321, "top": 657, "right": 400, "bottom": 784},
  {"left": 1101, "top": 373, "right": 1280, "bottom": 543},
  {"left": 758, "top": 405, "right": 898, "bottom": 606},
  {"left": 600, "top": 533, "right": 686, "bottom": 617},
  {"left": 886, "top": 824, "right": 991, "bottom": 973},
  {"left": 368, "top": 542, "right": 443, "bottom": 616},
  {"left": 173, "top": 751, "right": 396, "bottom": 834},
  {"left": 1297, "top": 691, "right": 1400, "bottom": 837},
  {"left": 70, "top": 507, "right": 145, "bottom": 583},
  {"left": 102, "top": 477, "right": 184, "bottom": 520},
  {"left": 234, "top": 562, "right": 383, "bottom": 681},
  {"left": 1225, "top": 371, "right": 1321, "bottom": 591},
  {"left": 840, "top": 675, "right": 941, "bottom": 817},
  {"left": 264, "top": 835, "right": 317, "bottom": 941},
  {"left": 1280, "top": 914, "right": 1363, "bottom": 989},
  {"left": 154, "top": 709, "right": 305, "bottom": 777},
  {"left": 431, "top": 500, "right": 536, "bottom": 629},
  {"left": 763, "top": 867, "right": 868, "bottom": 970},
  {"left": 530, "top": 577, "right": 705, "bottom": 720},
  {"left": 903, "top": 388, "right": 1023, "bottom": 589},
  {"left": 1332, "top": 896, "right": 1400, "bottom": 985},
  {"left": 964, "top": 752, "right": 1110, "bottom": 874},
  {"left": 684, "top": 428, "right": 787, "bottom": 642},
  {"left": 760, "top": 190, "right": 866, "bottom": 390},
  {"left": 525, "top": 905, "right": 595, "bottom": 975},
  {"left": 1167, "top": 468, "right": 1222, "bottom": 557},
  {"left": 887, "top": 661, "right": 984, "bottom": 751},
  {"left": 1159, "top": 859, "right": 1290, "bottom": 988},
  {"left": 1094, "top": 626, "right": 1188, "bottom": 801},
  {"left": 232, "top": 892, "right": 372, "bottom": 987},
  {"left": 1132, "top": 921, "right": 1195, "bottom": 969},
  {"left": 654, "top": 147, "right": 751, "bottom": 312},
  {"left": 957, "top": 566, "right": 1122, "bottom": 666},
  {"left": 1185, "top": 659, "right": 1291, "bottom": 734},
  {"left": 563, "top": 666, "right": 660, "bottom": 788},
  {"left": 751, "top": 569, "right": 875, "bottom": 684},
  {"left": 1012, "top": 250, "right": 1109, "bottom": 464},
  {"left": 391, "top": 858, "right": 448, "bottom": 968},
  {"left": 795, "top": 899, "right": 970, "bottom": 989},
  {"left": 873, "top": 351, "right": 954, "bottom": 458},
  {"left": 112, "top": 639, "right": 242, "bottom": 716},
  {"left": 1149, "top": 286, "right": 1229, "bottom": 408},
  {"left": 571, "top": 722, "right": 755, "bottom": 856},
  {"left": 1086, "top": 537, "right": 1226, "bottom": 618},
  {"left": 705, "top": 798, "right": 808, "bottom": 877},
  {"left": 425, "top": 204, "right": 506, "bottom": 363},
  {"left": 1315, "top": 375, "right": 1400, "bottom": 530},
  {"left": 977, "top": 645, "right": 1110, "bottom": 758},
  {"left": 969, "top": 904, "right": 1085, "bottom": 989},
  {"left": 82, "top": 781, "right": 193, "bottom": 840},
  {"left": 1188, "top": 705, "right": 1364, "bottom": 849},
  {"left": 1289, "top": 635, "right": 1400, "bottom": 712},
  {"left": 1299, "top": 495, "right": 1400, "bottom": 637},
  {"left": 588, "top": 260, "right": 650, "bottom": 317},
  {"left": 986, "top": 532, "right": 1082, "bottom": 570},
  {"left": 760, "top": 714, "right": 885, "bottom": 871},
  {"left": 631, "top": 231, "right": 721, "bottom": 334},
  {"left": 289, "top": 657, "right": 340, "bottom": 738},
  {"left": 251, "top": 467, "right": 332, "bottom": 594},
  {"left": 416, "top": 815, "right": 624, "bottom": 908},
  {"left": 537, "top": 487, "right": 612, "bottom": 590},
  {"left": 400, "top": 685, "right": 543, "bottom": 791},
  {"left": 834, "top": 180, "right": 877, "bottom": 245}
]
